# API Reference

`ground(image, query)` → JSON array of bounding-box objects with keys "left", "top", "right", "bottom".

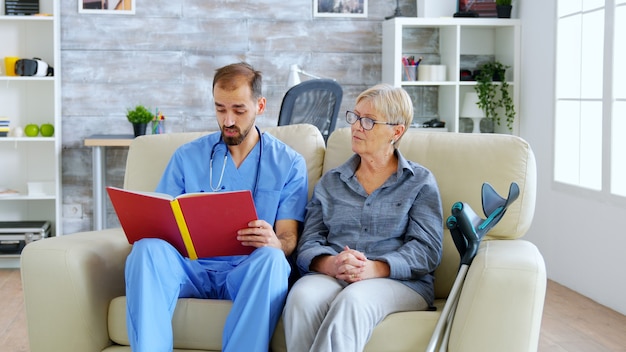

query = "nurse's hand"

[{"left": 237, "top": 219, "right": 281, "bottom": 249}]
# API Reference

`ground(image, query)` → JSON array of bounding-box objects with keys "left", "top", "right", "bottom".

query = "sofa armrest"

[
  {"left": 21, "top": 229, "right": 131, "bottom": 352},
  {"left": 449, "top": 239, "right": 546, "bottom": 352}
]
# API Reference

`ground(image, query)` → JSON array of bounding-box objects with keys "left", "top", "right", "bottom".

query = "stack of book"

[
  {"left": 4, "top": 0, "right": 39, "bottom": 16},
  {"left": 0, "top": 118, "right": 9, "bottom": 137}
]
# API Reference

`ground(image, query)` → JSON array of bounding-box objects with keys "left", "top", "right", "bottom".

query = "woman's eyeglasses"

[{"left": 346, "top": 111, "right": 400, "bottom": 131}]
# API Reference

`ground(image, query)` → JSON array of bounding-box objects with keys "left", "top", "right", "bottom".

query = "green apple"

[
  {"left": 24, "top": 124, "right": 39, "bottom": 137},
  {"left": 40, "top": 123, "right": 54, "bottom": 137}
]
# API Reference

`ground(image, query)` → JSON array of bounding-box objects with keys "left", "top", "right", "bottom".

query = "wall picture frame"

[
  {"left": 79, "top": 0, "right": 135, "bottom": 15},
  {"left": 314, "top": 0, "right": 367, "bottom": 18},
  {"left": 458, "top": 0, "right": 497, "bottom": 17}
]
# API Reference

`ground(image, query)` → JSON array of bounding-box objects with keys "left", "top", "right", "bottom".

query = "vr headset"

[{"left": 15, "top": 58, "right": 54, "bottom": 77}]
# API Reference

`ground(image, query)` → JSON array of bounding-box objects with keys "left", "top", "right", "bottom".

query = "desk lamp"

[
  {"left": 287, "top": 64, "right": 322, "bottom": 88},
  {"left": 461, "top": 91, "right": 485, "bottom": 133}
]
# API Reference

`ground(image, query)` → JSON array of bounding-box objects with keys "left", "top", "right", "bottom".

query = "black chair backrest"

[{"left": 277, "top": 79, "right": 343, "bottom": 143}]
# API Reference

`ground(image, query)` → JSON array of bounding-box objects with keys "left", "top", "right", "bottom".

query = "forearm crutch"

[{"left": 425, "top": 182, "right": 520, "bottom": 352}]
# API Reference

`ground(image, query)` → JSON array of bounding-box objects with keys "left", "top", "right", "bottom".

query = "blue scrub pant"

[{"left": 125, "top": 238, "right": 290, "bottom": 352}]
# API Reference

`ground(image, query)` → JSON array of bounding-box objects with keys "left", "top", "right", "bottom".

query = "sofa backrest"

[
  {"left": 123, "top": 124, "right": 536, "bottom": 300},
  {"left": 124, "top": 123, "right": 326, "bottom": 198},
  {"left": 324, "top": 127, "right": 537, "bottom": 298}
]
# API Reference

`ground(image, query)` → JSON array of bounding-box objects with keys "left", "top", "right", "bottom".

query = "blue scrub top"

[{"left": 156, "top": 130, "right": 308, "bottom": 227}]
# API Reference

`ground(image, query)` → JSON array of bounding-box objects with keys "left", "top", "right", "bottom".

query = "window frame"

[{"left": 553, "top": 0, "right": 626, "bottom": 206}]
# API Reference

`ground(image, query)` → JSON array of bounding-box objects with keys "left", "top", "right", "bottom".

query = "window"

[
  {"left": 612, "top": 1, "right": 626, "bottom": 196},
  {"left": 555, "top": 0, "right": 626, "bottom": 197}
]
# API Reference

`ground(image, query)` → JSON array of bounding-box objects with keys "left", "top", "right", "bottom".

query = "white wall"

[{"left": 519, "top": 1, "right": 626, "bottom": 315}]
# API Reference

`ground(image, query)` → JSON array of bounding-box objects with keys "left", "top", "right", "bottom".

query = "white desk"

[{"left": 84, "top": 134, "right": 134, "bottom": 230}]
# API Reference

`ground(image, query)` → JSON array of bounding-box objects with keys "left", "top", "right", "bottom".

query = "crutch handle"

[{"left": 451, "top": 203, "right": 482, "bottom": 265}]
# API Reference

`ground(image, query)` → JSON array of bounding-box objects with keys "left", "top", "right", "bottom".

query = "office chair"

[{"left": 278, "top": 79, "right": 343, "bottom": 143}]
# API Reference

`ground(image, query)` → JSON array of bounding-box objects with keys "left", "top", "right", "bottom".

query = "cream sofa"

[{"left": 21, "top": 123, "right": 546, "bottom": 352}]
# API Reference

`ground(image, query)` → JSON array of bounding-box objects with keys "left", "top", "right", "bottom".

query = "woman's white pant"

[{"left": 283, "top": 274, "right": 428, "bottom": 352}]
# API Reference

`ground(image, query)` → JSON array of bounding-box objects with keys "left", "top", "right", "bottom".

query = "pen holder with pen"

[
  {"left": 151, "top": 110, "right": 166, "bottom": 134},
  {"left": 402, "top": 55, "right": 422, "bottom": 81},
  {"left": 151, "top": 119, "right": 165, "bottom": 134},
  {"left": 402, "top": 65, "right": 417, "bottom": 81}
]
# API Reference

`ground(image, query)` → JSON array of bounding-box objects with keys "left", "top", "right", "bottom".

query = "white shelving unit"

[
  {"left": 382, "top": 17, "right": 520, "bottom": 134},
  {"left": 0, "top": 1, "right": 61, "bottom": 265}
]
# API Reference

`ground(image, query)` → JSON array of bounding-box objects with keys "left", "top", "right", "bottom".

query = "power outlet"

[{"left": 63, "top": 204, "right": 83, "bottom": 219}]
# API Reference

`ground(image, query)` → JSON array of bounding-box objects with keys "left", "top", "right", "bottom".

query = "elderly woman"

[{"left": 283, "top": 84, "right": 444, "bottom": 352}]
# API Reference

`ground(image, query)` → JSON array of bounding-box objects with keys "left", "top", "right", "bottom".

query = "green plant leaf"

[
  {"left": 473, "top": 61, "right": 516, "bottom": 132},
  {"left": 126, "top": 105, "right": 155, "bottom": 124}
]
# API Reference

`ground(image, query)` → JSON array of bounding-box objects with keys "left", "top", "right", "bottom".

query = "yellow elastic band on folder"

[{"left": 171, "top": 199, "right": 198, "bottom": 260}]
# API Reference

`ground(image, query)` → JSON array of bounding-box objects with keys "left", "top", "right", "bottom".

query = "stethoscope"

[{"left": 209, "top": 126, "right": 263, "bottom": 198}]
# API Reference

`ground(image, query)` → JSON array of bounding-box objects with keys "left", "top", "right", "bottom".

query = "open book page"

[
  {"left": 176, "top": 189, "right": 250, "bottom": 199},
  {"left": 106, "top": 187, "right": 175, "bottom": 201},
  {"left": 109, "top": 187, "right": 243, "bottom": 201}
]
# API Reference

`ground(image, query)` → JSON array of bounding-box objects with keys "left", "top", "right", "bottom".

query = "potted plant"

[
  {"left": 496, "top": 0, "right": 513, "bottom": 18},
  {"left": 126, "top": 105, "right": 155, "bottom": 137},
  {"left": 473, "top": 61, "right": 516, "bottom": 132}
]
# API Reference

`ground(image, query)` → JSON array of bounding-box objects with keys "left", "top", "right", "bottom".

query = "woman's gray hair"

[{"left": 356, "top": 83, "right": 413, "bottom": 145}]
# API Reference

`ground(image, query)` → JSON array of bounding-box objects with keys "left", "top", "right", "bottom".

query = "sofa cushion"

[
  {"left": 108, "top": 295, "right": 447, "bottom": 352},
  {"left": 109, "top": 296, "right": 230, "bottom": 351},
  {"left": 123, "top": 124, "right": 325, "bottom": 198},
  {"left": 325, "top": 128, "right": 535, "bottom": 239},
  {"left": 262, "top": 124, "right": 326, "bottom": 198},
  {"left": 124, "top": 132, "right": 207, "bottom": 192}
]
